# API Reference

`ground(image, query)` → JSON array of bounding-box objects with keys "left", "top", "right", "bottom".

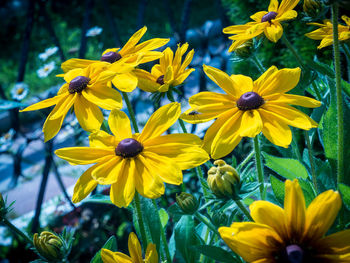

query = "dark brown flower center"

[
  {"left": 100, "top": 51, "right": 122, "bottom": 63},
  {"left": 115, "top": 138, "right": 143, "bottom": 158},
  {"left": 188, "top": 110, "right": 199, "bottom": 115},
  {"left": 285, "top": 245, "right": 304, "bottom": 263},
  {"left": 68, "top": 76, "right": 90, "bottom": 94},
  {"left": 236, "top": 92, "right": 264, "bottom": 111},
  {"left": 156, "top": 75, "right": 165, "bottom": 85},
  {"left": 261, "top": 11, "right": 278, "bottom": 23}
]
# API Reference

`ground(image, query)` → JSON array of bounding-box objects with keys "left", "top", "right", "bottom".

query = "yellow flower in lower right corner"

[
  {"left": 219, "top": 179, "right": 350, "bottom": 263},
  {"left": 101, "top": 232, "right": 158, "bottom": 263},
  {"left": 181, "top": 65, "right": 321, "bottom": 159}
]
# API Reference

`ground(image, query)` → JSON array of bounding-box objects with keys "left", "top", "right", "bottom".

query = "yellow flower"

[
  {"left": 223, "top": 0, "right": 300, "bottom": 52},
  {"left": 101, "top": 232, "right": 158, "bottom": 263},
  {"left": 55, "top": 103, "right": 209, "bottom": 207},
  {"left": 20, "top": 63, "right": 121, "bottom": 142},
  {"left": 181, "top": 65, "right": 321, "bottom": 159},
  {"left": 219, "top": 179, "right": 350, "bottom": 263},
  {"left": 305, "top": 16, "right": 350, "bottom": 49},
  {"left": 61, "top": 26, "right": 169, "bottom": 92},
  {"left": 134, "top": 43, "right": 195, "bottom": 93}
]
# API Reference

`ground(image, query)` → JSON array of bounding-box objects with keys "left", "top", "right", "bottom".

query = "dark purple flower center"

[
  {"left": 68, "top": 76, "right": 90, "bottom": 94},
  {"left": 285, "top": 245, "right": 304, "bottom": 263},
  {"left": 156, "top": 75, "right": 165, "bottom": 85},
  {"left": 115, "top": 138, "right": 143, "bottom": 158},
  {"left": 236, "top": 92, "right": 264, "bottom": 111},
  {"left": 261, "top": 11, "right": 278, "bottom": 23},
  {"left": 100, "top": 51, "right": 122, "bottom": 63}
]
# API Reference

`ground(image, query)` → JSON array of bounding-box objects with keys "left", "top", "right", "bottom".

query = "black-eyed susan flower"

[
  {"left": 223, "top": 0, "right": 300, "bottom": 52},
  {"left": 219, "top": 179, "right": 350, "bottom": 263},
  {"left": 181, "top": 65, "right": 321, "bottom": 159},
  {"left": 305, "top": 15, "right": 350, "bottom": 49},
  {"left": 55, "top": 103, "right": 209, "bottom": 207},
  {"left": 101, "top": 232, "right": 158, "bottom": 263},
  {"left": 134, "top": 43, "right": 195, "bottom": 93},
  {"left": 20, "top": 63, "right": 121, "bottom": 142},
  {"left": 61, "top": 26, "right": 169, "bottom": 92}
]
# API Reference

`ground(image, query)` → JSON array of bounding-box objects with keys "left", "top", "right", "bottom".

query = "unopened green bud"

[
  {"left": 303, "top": 0, "right": 322, "bottom": 17},
  {"left": 235, "top": 40, "right": 254, "bottom": 58},
  {"left": 176, "top": 192, "right": 199, "bottom": 214},
  {"left": 34, "top": 231, "right": 65, "bottom": 262},
  {"left": 207, "top": 160, "right": 240, "bottom": 199},
  {"left": 211, "top": 211, "right": 229, "bottom": 227}
]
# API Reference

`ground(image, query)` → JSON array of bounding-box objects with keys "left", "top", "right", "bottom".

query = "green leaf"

[
  {"left": 90, "top": 236, "right": 118, "bottom": 263},
  {"left": 159, "top": 208, "right": 169, "bottom": 228},
  {"left": 175, "top": 215, "right": 199, "bottom": 262},
  {"left": 263, "top": 153, "right": 308, "bottom": 180},
  {"left": 320, "top": 104, "right": 337, "bottom": 161},
  {"left": 82, "top": 194, "right": 113, "bottom": 205},
  {"left": 0, "top": 99, "right": 25, "bottom": 111},
  {"left": 307, "top": 59, "right": 335, "bottom": 78},
  {"left": 194, "top": 245, "right": 239, "bottom": 263},
  {"left": 298, "top": 179, "right": 316, "bottom": 206},
  {"left": 339, "top": 183, "right": 350, "bottom": 210},
  {"left": 270, "top": 176, "right": 285, "bottom": 205}
]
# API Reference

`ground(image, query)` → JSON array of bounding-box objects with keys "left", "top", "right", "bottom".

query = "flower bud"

[
  {"left": 303, "top": 0, "right": 322, "bottom": 17},
  {"left": 34, "top": 231, "right": 65, "bottom": 262},
  {"left": 211, "top": 211, "right": 229, "bottom": 227},
  {"left": 176, "top": 192, "right": 199, "bottom": 214},
  {"left": 235, "top": 40, "right": 254, "bottom": 59},
  {"left": 207, "top": 160, "right": 240, "bottom": 199}
]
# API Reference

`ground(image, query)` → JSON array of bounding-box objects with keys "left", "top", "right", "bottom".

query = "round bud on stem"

[
  {"left": 33, "top": 231, "right": 65, "bottom": 262},
  {"left": 176, "top": 192, "right": 199, "bottom": 214}
]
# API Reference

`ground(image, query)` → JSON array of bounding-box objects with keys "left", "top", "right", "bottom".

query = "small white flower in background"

[
  {"left": 86, "top": 26, "right": 103, "bottom": 37},
  {"left": 0, "top": 129, "right": 15, "bottom": 152},
  {"left": 37, "top": 61, "right": 56, "bottom": 78},
  {"left": 11, "top": 82, "right": 29, "bottom": 101},
  {"left": 38, "top": 46, "right": 58, "bottom": 61}
]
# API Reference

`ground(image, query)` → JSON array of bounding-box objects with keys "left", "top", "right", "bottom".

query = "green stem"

[
  {"left": 311, "top": 81, "right": 322, "bottom": 101},
  {"left": 331, "top": 4, "right": 344, "bottom": 188},
  {"left": 233, "top": 199, "right": 253, "bottom": 221},
  {"left": 167, "top": 89, "right": 188, "bottom": 133},
  {"left": 133, "top": 193, "right": 149, "bottom": 251},
  {"left": 251, "top": 54, "right": 266, "bottom": 73},
  {"left": 282, "top": 34, "right": 305, "bottom": 69},
  {"left": 237, "top": 151, "right": 255, "bottom": 171},
  {"left": 196, "top": 166, "right": 210, "bottom": 201},
  {"left": 253, "top": 136, "right": 265, "bottom": 200},
  {"left": 122, "top": 92, "right": 139, "bottom": 133},
  {"left": 304, "top": 131, "right": 318, "bottom": 193},
  {"left": 151, "top": 200, "right": 171, "bottom": 263},
  {"left": 2, "top": 218, "right": 33, "bottom": 245},
  {"left": 194, "top": 212, "right": 220, "bottom": 237},
  {"left": 291, "top": 133, "right": 303, "bottom": 163}
]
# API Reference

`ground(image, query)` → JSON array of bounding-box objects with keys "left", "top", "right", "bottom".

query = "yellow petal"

[
  {"left": 223, "top": 24, "right": 254, "bottom": 34},
  {"left": 61, "top": 59, "right": 94, "bottom": 73},
  {"left": 112, "top": 72, "right": 138, "bottom": 92},
  {"left": 254, "top": 66, "right": 278, "bottom": 92},
  {"left": 284, "top": 180, "right": 306, "bottom": 240},
  {"left": 211, "top": 109, "right": 243, "bottom": 159},
  {"left": 264, "top": 22, "right": 283, "bottom": 43},
  {"left": 20, "top": 94, "right": 65, "bottom": 112},
  {"left": 71, "top": 165, "right": 99, "bottom": 203},
  {"left": 304, "top": 190, "right": 342, "bottom": 241},
  {"left": 180, "top": 108, "right": 222, "bottom": 124},
  {"left": 139, "top": 102, "right": 181, "bottom": 142},
  {"left": 49, "top": 93, "right": 76, "bottom": 120},
  {"left": 160, "top": 47, "right": 174, "bottom": 73},
  {"left": 134, "top": 155, "right": 166, "bottom": 198},
  {"left": 230, "top": 74, "right": 254, "bottom": 95},
  {"left": 102, "top": 48, "right": 120, "bottom": 55},
  {"left": 228, "top": 39, "right": 250, "bottom": 53},
  {"left": 164, "top": 65, "right": 174, "bottom": 82},
  {"left": 120, "top": 26, "right": 147, "bottom": 55},
  {"left": 74, "top": 95, "right": 103, "bottom": 132},
  {"left": 278, "top": 0, "right": 300, "bottom": 14},
  {"left": 128, "top": 232, "right": 143, "bottom": 263},
  {"left": 189, "top": 91, "right": 234, "bottom": 111},
  {"left": 64, "top": 68, "right": 85, "bottom": 83},
  {"left": 258, "top": 67, "right": 301, "bottom": 96},
  {"left": 264, "top": 94, "right": 321, "bottom": 108},
  {"left": 318, "top": 37, "right": 334, "bottom": 49},
  {"left": 133, "top": 69, "right": 159, "bottom": 92},
  {"left": 250, "top": 200, "right": 288, "bottom": 239},
  {"left": 342, "top": 15, "right": 350, "bottom": 26},
  {"left": 173, "top": 68, "right": 194, "bottom": 86},
  {"left": 83, "top": 86, "right": 122, "bottom": 110},
  {"left": 239, "top": 110, "right": 263, "bottom": 137},
  {"left": 91, "top": 156, "right": 124, "bottom": 185},
  {"left": 108, "top": 109, "right": 132, "bottom": 140},
  {"left": 250, "top": 11, "right": 268, "bottom": 22},
  {"left": 276, "top": 10, "right": 297, "bottom": 22},
  {"left": 110, "top": 159, "right": 135, "bottom": 208},
  {"left": 315, "top": 229, "right": 350, "bottom": 254},
  {"left": 179, "top": 49, "right": 194, "bottom": 73},
  {"left": 268, "top": 0, "right": 279, "bottom": 12},
  {"left": 134, "top": 38, "right": 169, "bottom": 54},
  {"left": 101, "top": 249, "right": 133, "bottom": 263},
  {"left": 141, "top": 151, "right": 182, "bottom": 185},
  {"left": 55, "top": 147, "right": 114, "bottom": 165},
  {"left": 143, "top": 133, "right": 209, "bottom": 170},
  {"left": 260, "top": 111, "right": 292, "bottom": 147},
  {"left": 89, "top": 130, "right": 118, "bottom": 149},
  {"left": 203, "top": 64, "right": 241, "bottom": 99},
  {"left": 219, "top": 223, "right": 282, "bottom": 263},
  {"left": 145, "top": 243, "right": 158, "bottom": 263}
]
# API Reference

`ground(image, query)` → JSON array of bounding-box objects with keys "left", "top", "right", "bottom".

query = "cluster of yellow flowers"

[{"left": 20, "top": 0, "right": 350, "bottom": 262}]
